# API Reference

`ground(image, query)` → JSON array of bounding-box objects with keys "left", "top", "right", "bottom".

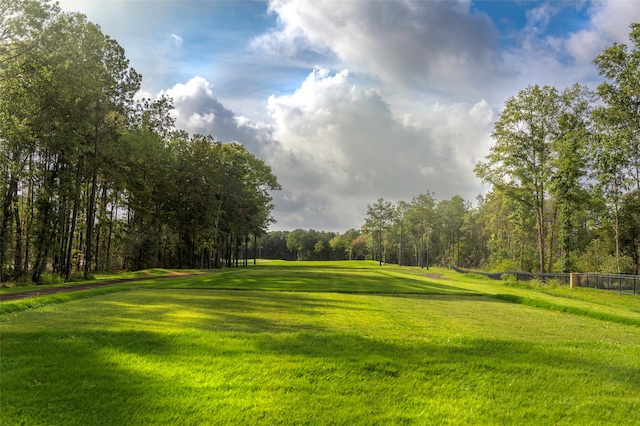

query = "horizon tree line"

[
  {"left": 2, "top": 2, "right": 639, "bottom": 280},
  {"left": 264, "top": 24, "right": 640, "bottom": 275}
]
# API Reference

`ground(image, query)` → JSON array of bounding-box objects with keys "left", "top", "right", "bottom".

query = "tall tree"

[
  {"left": 550, "top": 84, "right": 593, "bottom": 272},
  {"left": 394, "top": 201, "right": 409, "bottom": 266},
  {"left": 592, "top": 23, "right": 640, "bottom": 273},
  {"left": 72, "top": 17, "right": 141, "bottom": 278},
  {"left": 0, "top": 0, "right": 58, "bottom": 281},
  {"left": 433, "top": 196, "right": 468, "bottom": 268},
  {"left": 406, "top": 193, "right": 435, "bottom": 268},
  {"left": 365, "top": 198, "right": 394, "bottom": 266},
  {"left": 619, "top": 189, "right": 640, "bottom": 274},
  {"left": 475, "top": 85, "right": 560, "bottom": 273},
  {"left": 593, "top": 23, "right": 640, "bottom": 192}
]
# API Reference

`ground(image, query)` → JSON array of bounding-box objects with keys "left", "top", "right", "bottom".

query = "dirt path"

[{"left": 0, "top": 273, "right": 198, "bottom": 302}]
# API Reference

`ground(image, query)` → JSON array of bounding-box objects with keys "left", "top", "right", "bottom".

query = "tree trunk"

[
  {"left": 547, "top": 204, "right": 558, "bottom": 273},
  {"left": 85, "top": 103, "right": 100, "bottom": 279},
  {"left": 420, "top": 230, "right": 424, "bottom": 268},
  {"left": 253, "top": 234, "right": 258, "bottom": 265},
  {"left": 537, "top": 209, "right": 546, "bottom": 274},
  {"left": 64, "top": 191, "right": 79, "bottom": 280},
  {"left": 0, "top": 177, "right": 16, "bottom": 282},
  {"left": 536, "top": 183, "right": 546, "bottom": 274},
  {"left": 105, "top": 202, "right": 115, "bottom": 271},
  {"left": 378, "top": 225, "right": 383, "bottom": 266},
  {"left": 13, "top": 196, "right": 23, "bottom": 280}
]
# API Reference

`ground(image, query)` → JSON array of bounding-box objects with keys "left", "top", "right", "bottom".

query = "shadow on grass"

[
  {"left": 151, "top": 267, "right": 478, "bottom": 296},
  {"left": 85, "top": 290, "right": 362, "bottom": 334},
  {"left": 2, "top": 327, "right": 639, "bottom": 425},
  {"left": 491, "top": 293, "right": 640, "bottom": 327}
]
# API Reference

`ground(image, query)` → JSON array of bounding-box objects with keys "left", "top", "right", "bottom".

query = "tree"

[
  {"left": 394, "top": 201, "right": 409, "bottom": 266},
  {"left": 406, "top": 193, "right": 435, "bottom": 268},
  {"left": 550, "top": 84, "right": 593, "bottom": 272},
  {"left": 286, "top": 229, "right": 306, "bottom": 260},
  {"left": 592, "top": 23, "right": 640, "bottom": 273},
  {"left": 619, "top": 189, "right": 640, "bottom": 274},
  {"left": 0, "top": 0, "right": 54, "bottom": 74},
  {"left": 434, "top": 196, "right": 468, "bottom": 268},
  {"left": 0, "top": 0, "right": 58, "bottom": 282},
  {"left": 475, "top": 85, "right": 560, "bottom": 273},
  {"left": 0, "top": 1, "right": 282, "bottom": 282},
  {"left": 314, "top": 240, "right": 325, "bottom": 260},
  {"left": 74, "top": 18, "right": 141, "bottom": 278},
  {"left": 365, "top": 198, "right": 394, "bottom": 266},
  {"left": 593, "top": 23, "right": 640, "bottom": 192}
]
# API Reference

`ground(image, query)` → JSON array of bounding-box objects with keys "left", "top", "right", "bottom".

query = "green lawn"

[{"left": 1, "top": 261, "right": 639, "bottom": 424}]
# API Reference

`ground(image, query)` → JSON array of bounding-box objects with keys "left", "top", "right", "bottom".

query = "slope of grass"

[
  {"left": 1, "top": 261, "right": 639, "bottom": 424},
  {"left": 0, "top": 268, "right": 202, "bottom": 294}
]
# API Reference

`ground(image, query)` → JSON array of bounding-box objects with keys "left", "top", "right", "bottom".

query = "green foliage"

[
  {"left": 500, "top": 273, "right": 517, "bottom": 283},
  {"left": 38, "top": 273, "right": 65, "bottom": 285},
  {"left": 489, "top": 258, "right": 518, "bottom": 273},
  {"left": 0, "top": 1, "right": 280, "bottom": 282},
  {"left": 599, "top": 255, "right": 636, "bottom": 275},
  {"left": 364, "top": 198, "right": 395, "bottom": 265},
  {"left": 345, "top": 23, "right": 640, "bottom": 276}
]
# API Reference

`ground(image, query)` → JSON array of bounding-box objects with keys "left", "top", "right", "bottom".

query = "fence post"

[{"left": 570, "top": 273, "right": 576, "bottom": 289}]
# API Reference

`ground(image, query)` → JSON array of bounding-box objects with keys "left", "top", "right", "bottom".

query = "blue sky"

[{"left": 57, "top": 0, "right": 640, "bottom": 232}]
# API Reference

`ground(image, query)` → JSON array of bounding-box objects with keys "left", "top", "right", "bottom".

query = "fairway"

[{"left": 1, "top": 261, "right": 639, "bottom": 425}]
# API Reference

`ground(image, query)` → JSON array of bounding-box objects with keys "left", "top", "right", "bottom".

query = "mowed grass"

[{"left": 1, "top": 261, "right": 639, "bottom": 425}]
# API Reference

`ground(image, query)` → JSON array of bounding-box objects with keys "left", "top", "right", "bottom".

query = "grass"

[{"left": 1, "top": 261, "right": 639, "bottom": 424}]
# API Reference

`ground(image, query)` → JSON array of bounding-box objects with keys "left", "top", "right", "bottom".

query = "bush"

[
  {"left": 39, "top": 273, "right": 64, "bottom": 285},
  {"left": 489, "top": 259, "right": 520, "bottom": 273},
  {"left": 501, "top": 273, "right": 517, "bottom": 283}
]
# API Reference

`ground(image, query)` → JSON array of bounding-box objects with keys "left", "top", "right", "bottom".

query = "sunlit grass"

[
  {"left": 0, "top": 268, "right": 203, "bottom": 294},
  {"left": 1, "top": 261, "right": 639, "bottom": 424}
]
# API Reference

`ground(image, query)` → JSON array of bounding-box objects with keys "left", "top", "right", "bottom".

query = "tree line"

[
  {"left": 257, "top": 194, "right": 467, "bottom": 267},
  {"left": 2, "top": 1, "right": 638, "bottom": 280},
  {"left": 361, "top": 24, "right": 640, "bottom": 275},
  {"left": 0, "top": 1, "right": 280, "bottom": 283},
  {"left": 260, "top": 24, "right": 640, "bottom": 275}
]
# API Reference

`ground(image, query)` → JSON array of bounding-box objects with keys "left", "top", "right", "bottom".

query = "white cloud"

[
  {"left": 253, "top": 0, "right": 502, "bottom": 94},
  {"left": 265, "top": 67, "right": 493, "bottom": 231},
  {"left": 160, "top": 70, "right": 493, "bottom": 232},
  {"left": 57, "top": 0, "right": 640, "bottom": 232},
  {"left": 170, "top": 33, "right": 183, "bottom": 47},
  {"left": 160, "top": 77, "right": 273, "bottom": 156},
  {"left": 565, "top": 1, "right": 640, "bottom": 64}
]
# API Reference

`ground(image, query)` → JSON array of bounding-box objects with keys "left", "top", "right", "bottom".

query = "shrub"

[{"left": 501, "top": 273, "right": 517, "bottom": 283}]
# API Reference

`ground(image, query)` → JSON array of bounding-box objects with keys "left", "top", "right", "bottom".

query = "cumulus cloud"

[
  {"left": 565, "top": 1, "right": 640, "bottom": 64},
  {"left": 252, "top": 0, "right": 502, "bottom": 93},
  {"left": 498, "top": 0, "right": 640, "bottom": 93},
  {"left": 160, "top": 77, "right": 273, "bottom": 155},
  {"left": 158, "top": 70, "right": 493, "bottom": 231},
  {"left": 264, "top": 67, "right": 493, "bottom": 231}
]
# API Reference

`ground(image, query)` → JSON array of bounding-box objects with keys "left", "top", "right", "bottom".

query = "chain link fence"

[
  {"left": 451, "top": 266, "right": 638, "bottom": 295},
  {"left": 569, "top": 273, "right": 639, "bottom": 295}
]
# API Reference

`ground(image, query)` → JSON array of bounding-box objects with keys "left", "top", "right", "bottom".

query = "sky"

[{"left": 56, "top": 0, "right": 640, "bottom": 233}]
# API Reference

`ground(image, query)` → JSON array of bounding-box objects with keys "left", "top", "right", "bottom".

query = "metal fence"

[
  {"left": 570, "top": 273, "right": 639, "bottom": 295},
  {"left": 507, "top": 271, "right": 571, "bottom": 284},
  {"left": 451, "top": 266, "right": 638, "bottom": 295}
]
